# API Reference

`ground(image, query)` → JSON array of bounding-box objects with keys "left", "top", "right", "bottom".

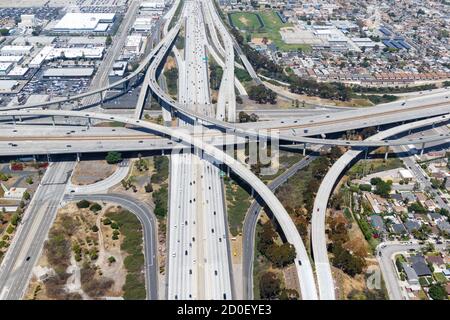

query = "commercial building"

[
  {"left": 0, "top": 80, "right": 19, "bottom": 92},
  {"left": 0, "top": 45, "right": 33, "bottom": 56},
  {"left": 140, "top": 0, "right": 166, "bottom": 12},
  {"left": 43, "top": 67, "right": 94, "bottom": 78},
  {"left": 0, "top": 55, "right": 24, "bottom": 63},
  {"left": 124, "top": 34, "right": 143, "bottom": 54},
  {"left": 133, "top": 17, "right": 155, "bottom": 32},
  {"left": 29, "top": 46, "right": 53, "bottom": 68},
  {"left": 51, "top": 13, "right": 116, "bottom": 33},
  {"left": 18, "top": 14, "right": 36, "bottom": 30},
  {"left": 29, "top": 46, "right": 104, "bottom": 68},
  {"left": 108, "top": 61, "right": 128, "bottom": 89},
  {"left": 7, "top": 66, "right": 29, "bottom": 79},
  {"left": 0, "top": 62, "right": 13, "bottom": 76}
]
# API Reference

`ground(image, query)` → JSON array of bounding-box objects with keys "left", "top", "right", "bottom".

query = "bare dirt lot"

[{"left": 72, "top": 160, "right": 116, "bottom": 185}]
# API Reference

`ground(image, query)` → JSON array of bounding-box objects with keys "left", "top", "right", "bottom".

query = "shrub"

[
  {"left": 76, "top": 200, "right": 90, "bottom": 209},
  {"left": 105, "top": 151, "right": 122, "bottom": 164},
  {"left": 89, "top": 203, "right": 102, "bottom": 213},
  {"left": 23, "top": 191, "right": 30, "bottom": 201},
  {"left": 91, "top": 225, "right": 99, "bottom": 232}
]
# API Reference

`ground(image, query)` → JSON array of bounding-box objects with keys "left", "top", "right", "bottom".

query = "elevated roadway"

[
  {"left": 0, "top": 108, "right": 319, "bottom": 299},
  {"left": 311, "top": 114, "right": 450, "bottom": 300}
]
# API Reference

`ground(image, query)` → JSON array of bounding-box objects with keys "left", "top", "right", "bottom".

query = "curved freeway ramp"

[
  {"left": 2, "top": 109, "right": 319, "bottom": 299},
  {"left": 311, "top": 114, "right": 450, "bottom": 300},
  {"left": 64, "top": 193, "right": 158, "bottom": 300}
]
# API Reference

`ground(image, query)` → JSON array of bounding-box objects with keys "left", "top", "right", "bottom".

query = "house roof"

[
  {"left": 402, "top": 262, "right": 418, "bottom": 281},
  {"left": 426, "top": 255, "right": 444, "bottom": 266},
  {"left": 392, "top": 223, "right": 407, "bottom": 234},
  {"left": 437, "top": 220, "right": 450, "bottom": 233},
  {"left": 369, "top": 215, "right": 386, "bottom": 232},
  {"left": 405, "top": 219, "right": 420, "bottom": 232},
  {"left": 411, "top": 261, "right": 432, "bottom": 276}
]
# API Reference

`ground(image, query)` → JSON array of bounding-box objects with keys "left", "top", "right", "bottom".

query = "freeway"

[
  {"left": 242, "top": 152, "right": 318, "bottom": 299},
  {"left": 0, "top": 160, "right": 76, "bottom": 300},
  {"left": 2, "top": 110, "right": 450, "bottom": 148},
  {"left": 64, "top": 193, "right": 158, "bottom": 300},
  {"left": 167, "top": 0, "right": 232, "bottom": 300},
  {"left": 311, "top": 115, "right": 450, "bottom": 300},
  {"left": 144, "top": 19, "right": 450, "bottom": 145}
]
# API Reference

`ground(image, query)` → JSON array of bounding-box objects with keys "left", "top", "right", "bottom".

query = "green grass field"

[
  {"left": 225, "top": 180, "right": 251, "bottom": 237},
  {"left": 230, "top": 10, "right": 310, "bottom": 52},
  {"left": 252, "top": 11, "right": 311, "bottom": 52},
  {"left": 229, "top": 12, "right": 262, "bottom": 31}
]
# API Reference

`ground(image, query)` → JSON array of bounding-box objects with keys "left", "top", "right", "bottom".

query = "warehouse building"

[
  {"left": 0, "top": 45, "right": 33, "bottom": 56},
  {"left": 0, "top": 62, "right": 13, "bottom": 76},
  {"left": 43, "top": 67, "right": 94, "bottom": 78},
  {"left": 0, "top": 80, "right": 19, "bottom": 93},
  {"left": 51, "top": 13, "right": 116, "bottom": 34},
  {"left": 0, "top": 55, "right": 24, "bottom": 63}
]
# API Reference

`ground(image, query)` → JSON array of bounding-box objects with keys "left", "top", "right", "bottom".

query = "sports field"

[
  {"left": 229, "top": 12, "right": 263, "bottom": 31},
  {"left": 230, "top": 11, "right": 311, "bottom": 52}
]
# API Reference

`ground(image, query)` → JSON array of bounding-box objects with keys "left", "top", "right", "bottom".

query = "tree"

[
  {"left": 106, "top": 35, "right": 112, "bottom": 46},
  {"left": 144, "top": 182, "right": 153, "bottom": 193},
  {"left": 23, "top": 191, "right": 30, "bottom": 201},
  {"left": 105, "top": 151, "right": 122, "bottom": 164},
  {"left": 259, "top": 272, "right": 281, "bottom": 299},
  {"left": 91, "top": 225, "right": 99, "bottom": 232},
  {"left": 332, "top": 244, "right": 365, "bottom": 276},
  {"left": 248, "top": 85, "right": 277, "bottom": 104},
  {"left": 428, "top": 284, "right": 447, "bottom": 300},
  {"left": 76, "top": 200, "right": 90, "bottom": 209}
]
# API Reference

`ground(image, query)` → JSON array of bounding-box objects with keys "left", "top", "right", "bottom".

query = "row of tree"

[{"left": 248, "top": 84, "right": 277, "bottom": 104}]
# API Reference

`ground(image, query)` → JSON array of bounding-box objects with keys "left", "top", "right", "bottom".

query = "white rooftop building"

[
  {"left": 52, "top": 13, "right": 116, "bottom": 33},
  {"left": 0, "top": 55, "right": 23, "bottom": 63},
  {"left": 0, "top": 62, "right": 13, "bottom": 75},
  {"left": 0, "top": 45, "right": 33, "bottom": 56},
  {"left": 1, "top": 184, "right": 27, "bottom": 200},
  {"left": 125, "top": 35, "right": 143, "bottom": 54},
  {"left": 0, "top": 80, "right": 19, "bottom": 92}
]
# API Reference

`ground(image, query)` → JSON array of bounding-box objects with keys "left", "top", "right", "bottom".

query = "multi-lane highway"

[
  {"left": 167, "top": 0, "right": 232, "bottom": 300},
  {"left": 0, "top": 160, "right": 75, "bottom": 300}
]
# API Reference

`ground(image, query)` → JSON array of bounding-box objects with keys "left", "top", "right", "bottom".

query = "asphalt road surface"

[
  {"left": 242, "top": 153, "right": 318, "bottom": 299},
  {"left": 0, "top": 160, "right": 75, "bottom": 300}
]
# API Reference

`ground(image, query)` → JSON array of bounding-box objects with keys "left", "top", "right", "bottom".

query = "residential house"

[{"left": 402, "top": 262, "right": 419, "bottom": 286}]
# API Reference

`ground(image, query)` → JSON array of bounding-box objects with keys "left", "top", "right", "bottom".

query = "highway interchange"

[{"left": 0, "top": 0, "right": 448, "bottom": 301}]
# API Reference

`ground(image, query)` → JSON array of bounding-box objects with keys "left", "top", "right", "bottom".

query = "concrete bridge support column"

[
  {"left": 100, "top": 92, "right": 104, "bottom": 107},
  {"left": 76, "top": 153, "right": 81, "bottom": 162},
  {"left": 421, "top": 143, "right": 425, "bottom": 156},
  {"left": 384, "top": 149, "right": 389, "bottom": 161},
  {"left": 12, "top": 115, "right": 16, "bottom": 126},
  {"left": 51, "top": 116, "right": 55, "bottom": 126},
  {"left": 302, "top": 143, "right": 306, "bottom": 156},
  {"left": 46, "top": 154, "right": 50, "bottom": 163}
]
